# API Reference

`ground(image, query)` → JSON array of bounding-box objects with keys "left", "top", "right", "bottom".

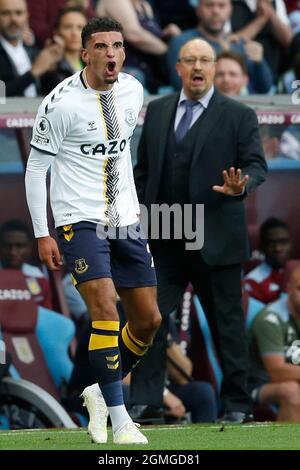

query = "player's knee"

[
  {"left": 137, "top": 307, "right": 161, "bottom": 334},
  {"left": 279, "top": 381, "right": 300, "bottom": 406},
  {"left": 89, "top": 298, "right": 119, "bottom": 321},
  {"left": 148, "top": 307, "right": 162, "bottom": 333}
]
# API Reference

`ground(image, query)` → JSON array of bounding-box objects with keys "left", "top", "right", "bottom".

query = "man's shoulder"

[
  {"left": 245, "top": 262, "right": 272, "bottom": 283},
  {"left": 118, "top": 72, "right": 143, "bottom": 91},
  {"left": 39, "top": 71, "right": 82, "bottom": 115},
  {"left": 218, "top": 93, "right": 255, "bottom": 115},
  {"left": 254, "top": 297, "right": 289, "bottom": 329},
  {"left": 170, "top": 28, "right": 201, "bottom": 47},
  {"left": 147, "top": 93, "right": 178, "bottom": 110},
  {"left": 22, "top": 263, "right": 45, "bottom": 279}
]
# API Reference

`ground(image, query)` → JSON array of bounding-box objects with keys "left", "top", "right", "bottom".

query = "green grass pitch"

[{"left": 1, "top": 423, "right": 300, "bottom": 450}]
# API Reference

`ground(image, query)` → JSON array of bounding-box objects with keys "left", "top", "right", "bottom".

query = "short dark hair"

[
  {"left": 81, "top": 17, "right": 123, "bottom": 48},
  {"left": 0, "top": 219, "right": 32, "bottom": 242},
  {"left": 216, "top": 50, "right": 248, "bottom": 75},
  {"left": 55, "top": 6, "right": 87, "bottom": 30},
  {"left": 260, "top": 217, "right": 289, "bottom": 244}
]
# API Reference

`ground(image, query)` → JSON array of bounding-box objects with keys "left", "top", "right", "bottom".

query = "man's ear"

[
  {"left": 176, "top": 62, "right": 181, "bottom": 77},
  {"left": 81, "top": 49, "right": 89, "bottom": 65}
]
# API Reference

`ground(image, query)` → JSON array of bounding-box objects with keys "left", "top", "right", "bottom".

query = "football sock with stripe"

[
  {"left": 88, "top": 320, "right": 132, "bottom": 429},
  {"left": 119, "top": 322, "right": 151, "bottom": 378}
]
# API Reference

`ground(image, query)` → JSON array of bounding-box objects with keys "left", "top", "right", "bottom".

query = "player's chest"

[{"left": 69, "top": 95, "right": 139, "bottom": 143}]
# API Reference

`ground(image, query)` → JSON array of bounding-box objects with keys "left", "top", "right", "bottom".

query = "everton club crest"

[{"left": 75, "top": 258, "right": 89, "bottom": 274}]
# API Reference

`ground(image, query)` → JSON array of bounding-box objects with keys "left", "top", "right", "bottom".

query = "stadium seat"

[
  {"left": 242, "top": 291, "right": 265, "bottom": 330},
  {"left": 192, "top": 296, "right": 223, "bottom": 392},
  {"left": 0, "top": 269, "right": 75, "bottom": 400},
  {"left": 176, "top": 285, "right": 221, "bottom": 391}
]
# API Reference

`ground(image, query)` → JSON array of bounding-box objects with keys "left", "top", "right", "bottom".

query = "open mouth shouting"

[
  {"left": 192, "top": 74, "right": 205, "bottom": 85},
  {"left": 106, "top": 61, "right": 117, "bottom": 75}
]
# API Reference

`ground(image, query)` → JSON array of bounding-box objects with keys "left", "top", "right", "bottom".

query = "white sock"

[{"left": 108, "top": 405, "right": 132, "bottom": 431}]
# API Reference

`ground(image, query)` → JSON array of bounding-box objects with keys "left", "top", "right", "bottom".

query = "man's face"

[
  {"left": 214, "top": 58, "right": 248, "bottom": 96},
  {"left": 57, "top": 11, "right": 87, "bottom": 53},
  {"left": 82, "top": 31, "right": 125, "bottom": 87},
  {"left": 262, "top": 227, "right": 291, "bottom": 269},
  {"left": 0, "top": 0, "right": 27, "bottom": 41},
  {"left": 176, "top": 39, "right": 216, "bottom": 100},
  {"left": 0, "top": 230, "right": 31, "bottom": 269},
  {"left": 196, "top": 0, "right": 232, "bottom": 36}
]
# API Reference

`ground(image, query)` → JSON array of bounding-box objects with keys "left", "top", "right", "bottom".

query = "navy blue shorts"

[{"left": 57, "top": 221, "right": 157, "bottom": 288}]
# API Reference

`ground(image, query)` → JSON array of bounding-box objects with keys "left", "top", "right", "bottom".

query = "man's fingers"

[{"left": 212, "top": 184, "right": 225, "bottom": 193}]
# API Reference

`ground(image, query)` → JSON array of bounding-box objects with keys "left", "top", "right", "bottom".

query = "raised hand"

[{"left": 212, "top": 167, "right": 249, "bottom": 195}]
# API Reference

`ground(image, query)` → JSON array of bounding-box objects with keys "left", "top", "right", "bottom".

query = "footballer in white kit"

[
  {"left": 25, "top": 17, "right": 161, "bottom": 447},
  {"left": 26, "top": 70, "right": 156, "bottom": 287}
]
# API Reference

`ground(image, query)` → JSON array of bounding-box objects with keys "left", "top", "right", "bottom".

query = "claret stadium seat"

[{"left": 0, "top": 269, "right": 75, "bottom": 401}]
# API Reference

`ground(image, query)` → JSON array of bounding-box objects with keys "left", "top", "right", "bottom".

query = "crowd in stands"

[{"left": 0, "top": 0, "right": 300, "bottom": 96}]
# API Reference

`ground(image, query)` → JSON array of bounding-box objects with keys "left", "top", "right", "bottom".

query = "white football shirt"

[{"left": 29, "top": 71, "right": 143, "bottom": 231}]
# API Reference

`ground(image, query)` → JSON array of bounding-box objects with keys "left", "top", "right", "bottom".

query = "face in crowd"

[
  {"left": 196, "top": 0, "right": 232, "bottom": 36},
  {"left": 262, "top": 226, "right": 292, "bottom": 270},
  {"left": 0, "top": 0, "right": 27, "bottom": 43},
  {"left": 214, "top": 57, "right": 248, "bottom": 96},
  {"left": 56, "top": 10, "right": 87, "bottom": 54},
  {"left": 176, "top": 38, "right": 216, "bottom": 100},
  {"left": 0, "top": 229, "right": 32, "bottom": 269}
]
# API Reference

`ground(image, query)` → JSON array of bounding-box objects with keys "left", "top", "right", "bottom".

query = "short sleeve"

[{"left": 252, "top": 310, "right": 285, "bottom": 357}]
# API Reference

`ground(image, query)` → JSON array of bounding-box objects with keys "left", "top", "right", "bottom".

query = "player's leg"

[
  {"left": 57, "top": 222, "right": 147, "bottom": 444},
  {"left": 258, "top": 381, "right": 300, "bottom": 422},
  {"left": 79, "top": 278, "right": 140, "bottom": 439},
  {"left": 117, "top": 285, "right": 161, "bottom": 377},
  {"left": 110, "top": 230, "right": 161, "bottom": 378},
  {"left": 116, "top": 236, "right": 188, "bottom": 417}
]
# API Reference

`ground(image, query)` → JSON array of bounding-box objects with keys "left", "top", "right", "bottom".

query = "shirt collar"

[
  {"left": 178, "top": 85, "right": 215, "bottom": 109},
  {"left": 0, "top": 35, "right": 23, "bottom": 51}
]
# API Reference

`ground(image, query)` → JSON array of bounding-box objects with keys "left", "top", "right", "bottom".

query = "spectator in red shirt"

[
  {"left": 244, "top": 218, "right": 292, "bottom": 304},
  {"left": 0, "top": 219, "right": 53, "bottom": 308}
]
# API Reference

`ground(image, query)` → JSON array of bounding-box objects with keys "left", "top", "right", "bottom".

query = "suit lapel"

[{"left": 191, "top": 91, "right": 226, "bottom": 167}]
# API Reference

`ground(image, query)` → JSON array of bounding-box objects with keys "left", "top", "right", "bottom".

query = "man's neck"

[
  {"left": 0, "top": 35, "right": 21, "bottom": 48},
  {"left": 197, "top": 25, "right": 226, "bottom": 43}
]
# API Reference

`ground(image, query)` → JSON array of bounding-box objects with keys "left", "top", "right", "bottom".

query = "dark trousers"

[{"left": 130, "top": 239, "right": 252, "bottom": 413}]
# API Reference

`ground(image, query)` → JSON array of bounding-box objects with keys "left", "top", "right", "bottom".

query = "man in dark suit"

[
  {"left": 0, "top": 0, "right": 63, "bottom": 97},
  {"left": 131, "top": 38, "right": 267, "bottom": 423}
]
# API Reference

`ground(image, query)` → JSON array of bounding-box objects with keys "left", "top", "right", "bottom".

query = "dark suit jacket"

[
  {"left": 134, "top": 90, "right": 267, "bottom": 266},
  {"left": 0, "top": 43, "right": 38, "bottom": 96}
]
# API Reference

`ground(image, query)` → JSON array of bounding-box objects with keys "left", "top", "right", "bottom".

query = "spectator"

[
  {"left": 231, "top": 0, "right": 293, "bottom": 80},
  {"left": 133, "top": 37, "right": 267, "bottom": 424},
  {"left": 167, "top": 0, "right": 273, "bottom": 93},
  {"left": 248, "top": 266, "right": 300, "bottom": 422},
  {"left": 244, "top": 218, "right": 292, "bottom": 304},
  {"left": 0, "top": 0, "right": 64, "bottom": 97},
  {"left": 41, "top": 6, "right": 87, "bottom": 95},
  {"left": 0, "top": 219, "right": 53, "bottom": 308},
  {"left": 214, "top": 50, "right": 249, "bottom": 95}
]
